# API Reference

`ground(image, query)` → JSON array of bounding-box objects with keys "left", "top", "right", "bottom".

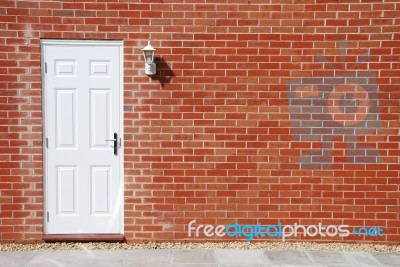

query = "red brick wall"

[{"left": 0, "top": 0, "right": 399, "bottom": 243}]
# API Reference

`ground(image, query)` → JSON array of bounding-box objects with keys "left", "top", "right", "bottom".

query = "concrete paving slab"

[
  {"left": 263, "top": 263, "right": 323, "bottom": 266},
  {"left": 170, "top": 265, "right": 217, "bottom": 267},
  {"left": 263, "top": 250, "right": 312, "bottom": 265},
  {"left": 216, "top": 250, "right": 266, "bottom": 265},
  {"left": 171, "top": 250, "right": 216, "bottom": 264},
  {"left": 370, "top": 253, "right": 400, "bottom": 266},
  {"left": 71, "top": 264, "right": 122, "bottom": 267},
  {"left": 74, "top": 250, "right": 128, "bottom": 265},
  {"left": 123, "top": 249, "right": 171, "bottom": 266},
  {"left": 23, "top": 250, "right": 85, "bottom": 266},
  {"left": 0, "top": 248, "right": 399, "bottom": 267},
  {"left": 0, "top": 251, "right": 36, "bottom": 267},
  {"left": 218, "top": 265, "right": 266, "bottom": 267},
  {"left": 306, "top": 251, "right": 361, "bottom": 266},
  {"left": 351, "top": 252, "right": 384, "bottom": 267},
  {"left": 122, "top": 264, "right": 161, "bottom": 267}
]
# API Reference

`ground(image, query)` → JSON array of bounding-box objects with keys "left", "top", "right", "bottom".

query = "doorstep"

[{"left": 42, "top": 234, "right": 125, "bottom": 242}]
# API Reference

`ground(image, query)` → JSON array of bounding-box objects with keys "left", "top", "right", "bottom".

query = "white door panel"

[{"left": 42, "top": 40, "right": 123, "bottom": 234}]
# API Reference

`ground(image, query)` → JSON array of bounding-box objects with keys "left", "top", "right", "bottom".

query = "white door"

[{"left": 42, "top": 40, "right": 123, "bottom": 234}]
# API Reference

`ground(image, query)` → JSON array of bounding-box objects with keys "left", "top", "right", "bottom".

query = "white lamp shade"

[{"left": 142, "top": 41, "right": 156, "bottom": 63}]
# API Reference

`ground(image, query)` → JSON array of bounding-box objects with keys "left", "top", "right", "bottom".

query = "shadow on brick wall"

[{"left": 151, "top": 56, "right": 175, "bottom": 87}]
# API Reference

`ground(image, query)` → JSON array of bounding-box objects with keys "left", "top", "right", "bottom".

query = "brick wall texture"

[{"left": 0, "top": 0, "right": 399, "bottom": 243}]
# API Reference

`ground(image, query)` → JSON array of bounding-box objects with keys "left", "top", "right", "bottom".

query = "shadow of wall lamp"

[{"left": 142, "top": 41, "right": 156, "bottom": 76}]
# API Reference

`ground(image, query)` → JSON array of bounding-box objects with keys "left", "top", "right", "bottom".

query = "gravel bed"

[{"left": 0, "top": 242, "right": 399, "bottom": 253}]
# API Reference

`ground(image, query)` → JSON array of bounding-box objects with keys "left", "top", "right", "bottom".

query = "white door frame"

[{"left": 41, "top": 39, "right": 124, "bottom": 234}]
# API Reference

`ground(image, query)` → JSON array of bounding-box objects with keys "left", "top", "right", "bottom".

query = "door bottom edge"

[{"left": 43, "top": 234, "right": 125, "bottom": 242}]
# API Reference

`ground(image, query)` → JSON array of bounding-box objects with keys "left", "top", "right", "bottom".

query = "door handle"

[{"left": 105, "top": 132, "right": 118, "bottom": 156}]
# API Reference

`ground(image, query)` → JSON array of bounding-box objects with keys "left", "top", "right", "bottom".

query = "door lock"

[{"left": 105, "top": 132, "right": 118, "bottom": 156}]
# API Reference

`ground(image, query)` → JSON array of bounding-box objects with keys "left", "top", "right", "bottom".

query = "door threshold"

[{"left": 43, "top": 234, "right": 125, "bottom": 242}]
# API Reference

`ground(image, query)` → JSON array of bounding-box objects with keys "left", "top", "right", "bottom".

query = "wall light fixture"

[{"left": 141, "top": 41, "right": 156, "bottom": 76}]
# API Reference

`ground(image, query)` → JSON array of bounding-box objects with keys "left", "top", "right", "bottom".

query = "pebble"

[{"left": 0, "top": 242, "right": 399, "bottom": 253}]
